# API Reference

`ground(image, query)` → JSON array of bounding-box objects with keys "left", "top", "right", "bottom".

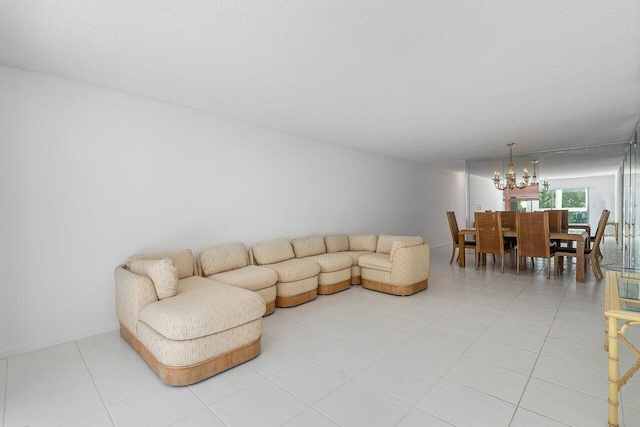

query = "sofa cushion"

[
  {"left": 264, "top": 258, "right": 320, "bottom": 282},
  {"left": 208, "top": 265, "right": 278, "bottom": 292},
  {"left": 128, "top": 259, "right": 178, "bottom": 300},
  {"left": 358, "top": 253, "right": 393, "bottom": 272},
  {"left": 325, "top": 235, "right": 349, "bottom": 253},
  {"left": 376, "top": 235, "right": 423, "bottom": 254},
  {"left": 349, "top": 234, "right": 378, "bottom": 252},
  {"left": 303, "top": 253, "right": 352, "bottom": 272},
  {"left": 390, "top": 241, "right": 422, "bottom": 261},
  {"left": 199, "top": 242, "right": 248, "bottom": 276},
  {"left": 252, "top": 239, "right": 295, "bottom": 265},
  {"left": 292, "top": 235, "right": 326, "bottom": 258},
  {"left": 344, "top": 250, "right": 374, "bottom": 266},
  {"left": 139, "top": 278, "right": 265, "bottom": 340},
  {"left": 127, "top": 249, "right": 194, "bottom": 279}
]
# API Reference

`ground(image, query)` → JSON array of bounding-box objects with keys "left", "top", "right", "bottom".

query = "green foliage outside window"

[
  {"left": 539, "top": 191, "right": 555, "bottom": 209},
  {"left": 538, "top": 188, "right": 589, "bottom": 224},
  {"left": 562, "top": 189, "right": 587, "bottom": 208}
]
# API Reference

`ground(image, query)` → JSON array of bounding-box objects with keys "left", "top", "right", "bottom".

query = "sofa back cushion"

[
  {"left": 377, "top": 235, "right": 423, "bottom": 254},
  {"left": 199, "top": 242, "right": 248, "bottom": 276},
  {"left": 128, "top": 259, "right": 178, "bottom": 299},
  {"left": 325, "top": 235, "right": 349, "bottom": 253},
  {"left": 292, "top": 235, "right": 326, "bottom": 258},
  {"left": 127, "top": 249, "right": 194, "bottom": 279},
  {"left": 349, "top": 234, "right": 378, "bottom": 252},
  {"left": 252, "top": 238, "right": 295, "bottom": 265}
]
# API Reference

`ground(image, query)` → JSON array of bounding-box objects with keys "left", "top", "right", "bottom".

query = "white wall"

[
  {"left": 468, "top": 174, "right": 504, "bottom": 226},
  {"left": 0, "top": 66, "right": 464, "bottom": 358}
]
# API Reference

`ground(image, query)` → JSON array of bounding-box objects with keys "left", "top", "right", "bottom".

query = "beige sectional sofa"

[
  {"left": 197, "top": 242, "right": 278, "bottom": 315},
  {"left": 115, "top": 234, "right": 430, "bottom": 385},
  {"left": 115, "top": 249, "right": 265, "bottom": 386}
]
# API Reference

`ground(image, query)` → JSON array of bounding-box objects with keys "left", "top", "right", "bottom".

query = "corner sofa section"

[
  {"left": 324, "top": 234, "right": 378, "bottom": 285},
  {"left": 115, "top": 249, "right": 266, "bottom": 386},
  {"left": 358, "top": 235, "right": 430, "bottom": 296}
]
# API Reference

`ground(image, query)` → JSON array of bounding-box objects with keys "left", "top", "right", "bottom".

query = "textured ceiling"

[{"left": 1, "top": 1, "right": 639, "bottom": 173}]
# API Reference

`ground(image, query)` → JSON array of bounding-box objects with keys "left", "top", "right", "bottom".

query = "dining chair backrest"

[
  {"left": 591, "top": 209, "right": 611, "bottom": 253},
  {"left": 595, "top": 209, "right": 610, "bottom": 234},
  {"left": 547, "top": 210, "right": 568, "bottom": 233},
  {"left": 499, "top": 211, "right": 516, "bottom": 230},
  {"left": 446, "top": 211, "right": 460, "bottom": 245},
  {"left": 516, "top": 212, "right": 552, "bottom": 258},
  {"left": 475, "top": 212, "right": 504, "bottom": 254}
]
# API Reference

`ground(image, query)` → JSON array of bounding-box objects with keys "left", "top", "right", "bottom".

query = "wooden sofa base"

[
  {"left": 362, "top": 279, "right": 428, "bottom": 296},
  {"left": 120, "top": 324, "right": 261, "bottom": 386},
  {"left": 264, "top": 300, "right": 276, "bottom": 316},
  {"left": 318, "top": 279, "right": 351, "bottom": 295},
  {"left": 275, "top": 289, "right": 318, "bottom": 308},
  {"left": 351, "top": 276, "right": 361, "bottom": 285}
]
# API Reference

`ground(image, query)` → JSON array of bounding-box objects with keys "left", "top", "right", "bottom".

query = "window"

[{"left": 539, "top": 188, "right": 589, "bottom": 224}]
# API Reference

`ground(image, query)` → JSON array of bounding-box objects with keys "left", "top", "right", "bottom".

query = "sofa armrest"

[
  {"left": 390, "top": 244, "right": 430, "bottom": 286},
  {"left": 114, "top": 265, "right": 159, "bottom": 336}
]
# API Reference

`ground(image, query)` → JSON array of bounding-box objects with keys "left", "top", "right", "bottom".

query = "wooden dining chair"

[
  {"left": 499, "top": 211, "right": 516, "bottom": 229},
  {"left": 475, "top": 212, "right": 515, "bottom": 273},
  {"left": 446, "top": 211, "right": 476, "bottom": 263},
  {"left": 499, "top": 211, "right": 518, "bottom": 249},
  {"left": 547, "top": 210, "right": 561, "bottom": 232},
  {"left": 590, "top": 209, "right": 610, "bottom": 259},
  {"left": 554, "top": 209, "right": 609, "bottom": 281},
  {"left": 516, "top": 212, "right": 556, "bottom": 278}
]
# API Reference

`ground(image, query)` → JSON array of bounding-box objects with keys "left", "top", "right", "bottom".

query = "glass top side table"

[{"left": 604, "top": 271, "right": 640, "bottom": 427}]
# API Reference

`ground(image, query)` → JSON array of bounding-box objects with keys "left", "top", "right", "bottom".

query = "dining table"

[{"left": 457, "top": 228, "right": 590, "bottom": 282}]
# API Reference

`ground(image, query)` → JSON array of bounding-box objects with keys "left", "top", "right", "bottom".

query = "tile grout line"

[
  {"left": 271, "top": 299, "right": 436, "bottom": 426},
  {"left": 507, "top": 263, "right": 578, "bottom": 426},
  {"left": 406, "top": 270, "right": 511, "bottom": 424},
  {"left": 72, "top": 340, "right": 117, "bottom": 427},
  {"left": 460, "top": 258, "right": 563, "bottom": 426},
  {"left": 181, "top": 384, "right": 231, "bottom": 427}
]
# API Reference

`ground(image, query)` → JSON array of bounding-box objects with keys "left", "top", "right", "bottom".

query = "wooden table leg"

[
  {"left": 576, "top": 239, "right": 585, "bottom": 282},
  {"left": 458, "top": 233, "right": 466, "bottom": 267},
  {"left": 608, "top": 316, "right": 619, "bottom": 427}
]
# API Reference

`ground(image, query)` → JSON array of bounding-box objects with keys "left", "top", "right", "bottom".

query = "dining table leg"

[{"left": 458, "top": 233, "right": 466, "bottom": 267}]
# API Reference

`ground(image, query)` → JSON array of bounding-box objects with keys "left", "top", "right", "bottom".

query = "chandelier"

[
  {"left": 493, "top": 143, "right": 549, "bottom": 192},
  {"left": 529, "top": 159, "right": 549, "bottom": 193}
]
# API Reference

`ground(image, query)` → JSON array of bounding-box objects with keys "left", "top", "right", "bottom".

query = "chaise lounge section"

[{"left": 115, "top": 249, "right": 266, "bottom": 386}]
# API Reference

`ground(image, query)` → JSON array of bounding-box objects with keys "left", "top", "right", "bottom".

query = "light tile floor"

[{"left": 2, "top": 241, "right": 638, "bottom": 426}]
